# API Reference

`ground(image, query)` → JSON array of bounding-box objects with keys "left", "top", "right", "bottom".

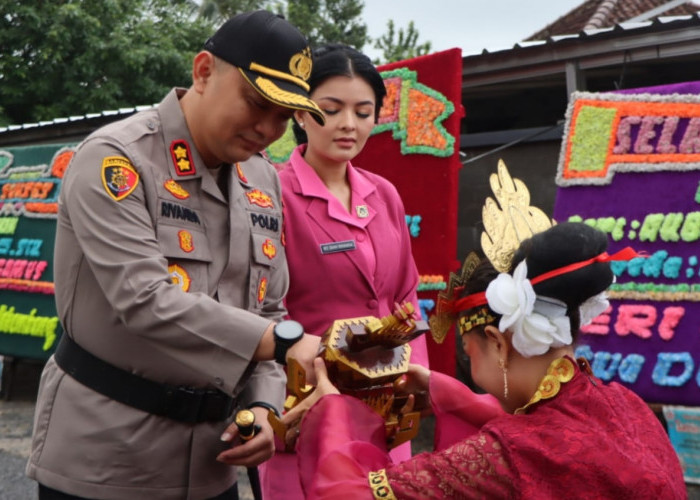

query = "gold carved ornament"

[
  {"left": 428, "top": 159, "right": 554, "bottom": 343},
  {"left": 268, "top": 302, "right": 430, "bottom": 451}
]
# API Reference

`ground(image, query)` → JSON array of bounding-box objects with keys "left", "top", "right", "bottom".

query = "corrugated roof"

[
  {"left": 463, "top": 12, "right": 700, "bottom": 57},
  {"left": 0, "top": 105, "right": 155, "bottom": 135},
  {"left": 527, "top": 0, "right": 700, "bottom": 40}
]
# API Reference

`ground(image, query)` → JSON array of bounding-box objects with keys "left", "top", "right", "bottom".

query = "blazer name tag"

[{"left": 320, "top": 240, "right": 356, "bottom": 255}]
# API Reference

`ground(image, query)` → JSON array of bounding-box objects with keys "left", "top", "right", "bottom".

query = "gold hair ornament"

[
  {"left": 429, "top": 252, "right": 481, "bottom": 343},
  {"left": 481, "top": 159, "right": 554, "bottom": 272},
  {"left": 429, "top": 160, "right": 553, "bottom": 343}
]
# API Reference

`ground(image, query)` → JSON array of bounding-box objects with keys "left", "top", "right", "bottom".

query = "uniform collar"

[{"left": 289, "top": 145, "right": 376, "bottom": 226}]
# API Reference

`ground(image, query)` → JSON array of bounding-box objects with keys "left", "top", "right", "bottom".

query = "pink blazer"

[
  {"left": 278, "top": 145, "right": 428, "bottom": 367},
  {"left": 261, "top": 146, "right": 429, "bottom": 499}
]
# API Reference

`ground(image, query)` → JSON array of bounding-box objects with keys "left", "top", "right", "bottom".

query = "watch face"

[{"left": 275, "top": 320, "right": 304, "bottom": 341}]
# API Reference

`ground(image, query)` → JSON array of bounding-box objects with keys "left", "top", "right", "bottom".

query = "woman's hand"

[
  {"left": 394, "top": 363, "right": 432, "bottom": 417},
  {"left": 281, "top": 357, "right": 339, "bottom": 449}
]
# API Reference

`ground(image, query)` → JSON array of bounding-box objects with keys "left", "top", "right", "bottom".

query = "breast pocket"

[
  {"left": 248, "top": 228, "right": 284, "bottom": 312},
  {"left": 157, "top": 224, "right": 212, "bottom": 294}
]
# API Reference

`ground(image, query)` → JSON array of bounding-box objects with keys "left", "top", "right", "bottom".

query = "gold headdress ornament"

[
  {"left": 429, "top": 159, "right": 554, "bottom": 343},
  {"left": 481, "top": 159, "right": 554, "bottom": 272}
]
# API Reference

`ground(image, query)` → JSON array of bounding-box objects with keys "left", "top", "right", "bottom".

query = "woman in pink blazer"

[{"left": 259, "top": 44, "right": 429, "bottom": 499}]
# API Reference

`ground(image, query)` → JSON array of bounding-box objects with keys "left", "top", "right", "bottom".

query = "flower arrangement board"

[
  {"left": 554, "top": 83, "right": 700, "bottom": 405},
  {"left": 663, "top": 405, "right": 700, "bottom": 483},
  {"left": 0, "top": 144, "right": 73, "bottom": 360},
  {"left": 269, "top": 49, "right": 464, "bottom": 376}
]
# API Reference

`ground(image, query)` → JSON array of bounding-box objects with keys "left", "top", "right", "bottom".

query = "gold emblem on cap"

[{"left": 289, "top": 47, "right": 312, "bottom": 82}]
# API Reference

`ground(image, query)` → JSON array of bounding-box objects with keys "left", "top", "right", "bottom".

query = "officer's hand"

[
  {"left": 216, "top": 406, "right": 275, "bottom": 467},
  {"left": 286, "top": 333, "right": 321, "bottom": 385}
]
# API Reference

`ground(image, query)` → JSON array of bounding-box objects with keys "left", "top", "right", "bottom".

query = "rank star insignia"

[
  {"left": 170, "top": 140, "right": 196, "bottom": 176},
  {"left": 101, "top": 156, "right": 139, "bottom": 201}
]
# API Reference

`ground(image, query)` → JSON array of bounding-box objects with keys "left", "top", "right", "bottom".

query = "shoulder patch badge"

[
  {"left": 170, "top": 140, "right": 196, "bottom": 176},
  {"left": 235, "top": 163, "right": 248, "bottom": 183},
  {"left": 246, "top": 189, "right": 274, "bottom": 209},
  {"left": 168, "top": 264, "right": 191, "bottom": 292},
  {"left": 101, "top": 156, "right": 139, "bottom": 201},
  {"left": 164, "top": 179, "right": 190, "bottom": 199},
  {"left": 178, "top": 229, "right": 194, "bottom": 253}
]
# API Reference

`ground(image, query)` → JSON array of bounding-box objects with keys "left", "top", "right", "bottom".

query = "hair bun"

[{"left": 513, "top": 222, "right": 613, "bottom": 308}]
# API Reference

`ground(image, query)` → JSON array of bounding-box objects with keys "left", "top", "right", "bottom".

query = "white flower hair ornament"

[{"left": 485, "top": 260, "right": 572, "bottom": 357}]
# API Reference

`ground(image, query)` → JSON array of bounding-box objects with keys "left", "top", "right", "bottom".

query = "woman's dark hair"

[
  {"left": 459, "top": 222, "right": 613, "bottom": 340},
  {"left": 292, "top": 43, "right": 387, "bottom": 144}
]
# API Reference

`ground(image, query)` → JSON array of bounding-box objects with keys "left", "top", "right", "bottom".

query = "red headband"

[{"left": 450, "top": 247, "right": 641, "bottom": 314}]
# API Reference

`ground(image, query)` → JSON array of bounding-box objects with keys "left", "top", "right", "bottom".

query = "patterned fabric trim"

[{"left": 369, "top": 469, "right": 397, "bottom": 499}]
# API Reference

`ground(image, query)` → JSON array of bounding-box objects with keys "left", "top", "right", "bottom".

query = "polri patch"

[
  {"left": 178, "top": 229, "right": 194, "bottom": 253},
  {"left": 250, "top": 213, "right": 279, "bottom": 232},
  {"left": 320, "top": 240, "right": 356, "bottom": 254},
  {"left": 246, "top": 189, "right": 274, "bottom": 209},
  {"left": 164, "top": 179, "right": 190, "bottom": 199},
  {"left": 257, "top": 276, "right": 268, "bottom": 303},
  {"left": 170, "top": 140, "right": 196, "bottom": 176},
  {"left": 262, "top": 238, "right": 277, "bottom": 260},
  {"left": 168, "top": 264, "right": 191, "bottom": 292},
  {"left": 235, "top": 163, "right": 248, "bottom": 183},
  {"left": 101, "top": 156, "right": 139, "bottom": 201}
]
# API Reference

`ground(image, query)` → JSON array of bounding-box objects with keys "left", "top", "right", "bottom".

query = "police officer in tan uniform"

[{"left": 26, "top": 11, "right": 324, "bottom": 500}]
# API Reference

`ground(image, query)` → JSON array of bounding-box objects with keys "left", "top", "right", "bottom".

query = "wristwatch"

[{"left": 273, "top": 320, "right": 304, "bottom": 365}]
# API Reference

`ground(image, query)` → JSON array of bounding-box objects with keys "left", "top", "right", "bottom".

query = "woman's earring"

[
  {"left": 298, "top": 121, "right": 305, "bottom": 129},
  {"left": 499, "top": 358, "right": 509, "bottom": 400}
]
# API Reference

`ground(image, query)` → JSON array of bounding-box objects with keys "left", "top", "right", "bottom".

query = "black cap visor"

[{"left": 238, "top": 68, "right": 325, "bottom": 125}]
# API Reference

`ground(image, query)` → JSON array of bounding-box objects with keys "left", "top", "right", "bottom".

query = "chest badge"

[
  {"left": 246, "top": 189, "right": 274, "bottom": 209},
  {"left": 101, "top": 156, "right": 139, "bottom": 201},
  {"left": 356, "top": 205, "right": 369, "bottom": 218},
  {"left": 235, "top": 163, "right": 248, "bottom": 183},
  {"left": 168, "top": 264, "right": 191, "bottom": 292},
  {"left": 178, "top": 229, "right": 194, "bottom": 253},
  {"left": 262, "top": 238, "right": 277, "bottom": 260},
  {"left": 170, "top": 140, "right": 196, "bottom": 176},
  {"left": 164, "top": 179, "right": 190, "bottom": 200}
]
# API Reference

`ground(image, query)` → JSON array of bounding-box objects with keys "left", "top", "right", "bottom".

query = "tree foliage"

[
  {"left": 196, "top": 0, "right": 276, "bottom": 22},
  {"left": 373, "top": 20, "right": 432, "bottom": 64},
  {"left": 0, "top": 0, "right": 433, "bottom": 126},
  {"left": 284, "top": 0, "right": 369, "bottom": 51},
  {"left": 0, "top": 0, "right": 213, "bottom": 126}
]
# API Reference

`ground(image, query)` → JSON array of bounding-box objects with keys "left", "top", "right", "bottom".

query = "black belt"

[{"left": 54, "top": 335, "right": 235, "bottom": 424}]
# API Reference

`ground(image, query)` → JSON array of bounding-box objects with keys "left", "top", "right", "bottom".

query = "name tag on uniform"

[{"left": 320, "top": 240, "right": 356, "bottom": 254}]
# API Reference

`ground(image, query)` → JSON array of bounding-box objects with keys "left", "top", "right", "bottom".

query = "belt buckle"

[{"left": 168, "top": 385, "right": 205, "bottom": 423}]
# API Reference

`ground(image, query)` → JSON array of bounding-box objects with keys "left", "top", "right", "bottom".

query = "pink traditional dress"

[{"left": 297, "top": 357, "right": 686, "bottom": 499}]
